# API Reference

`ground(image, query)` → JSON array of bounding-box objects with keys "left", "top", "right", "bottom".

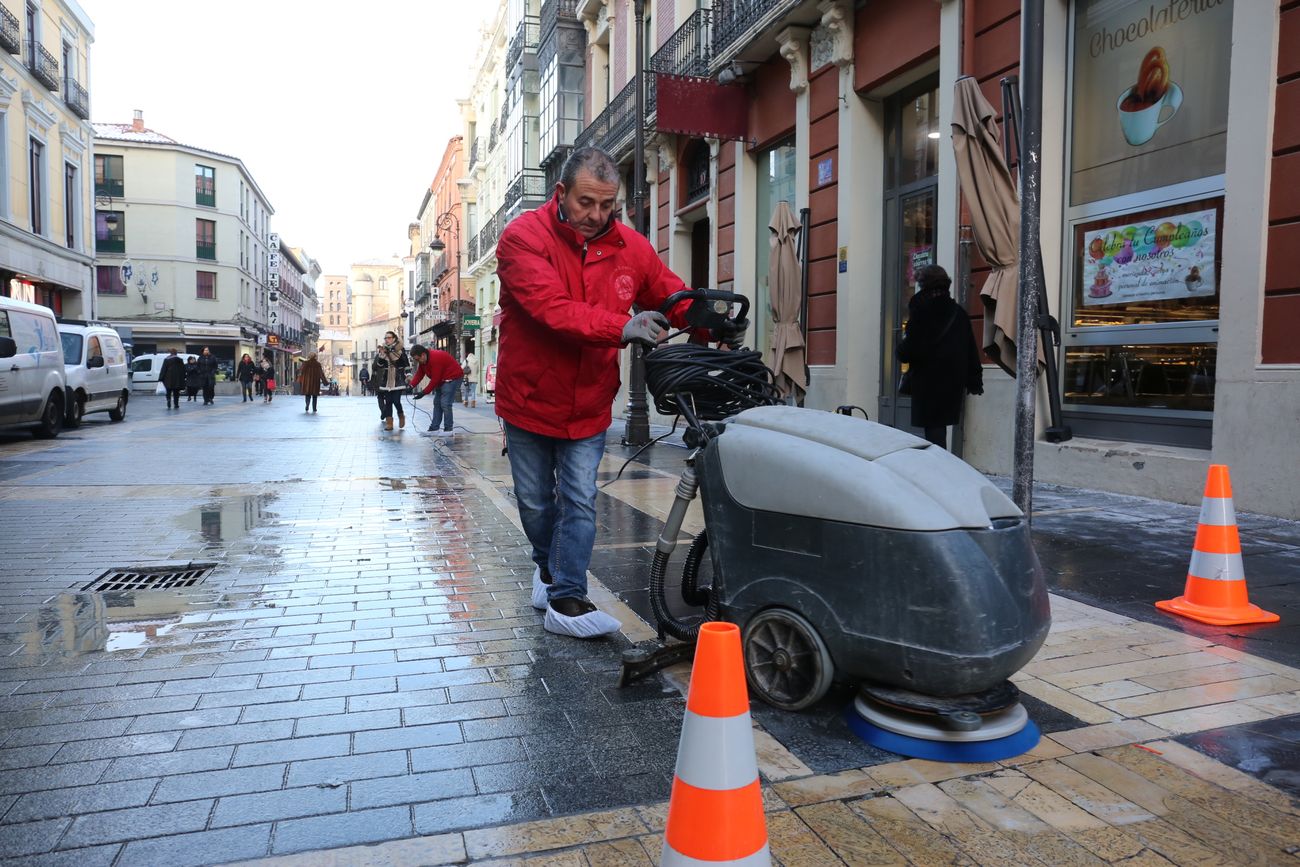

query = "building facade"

[
  {"left": 317, "top": 274, "right": 353, "bottom": 393},
  {"left": 415, "top": 136, "right": 472, "bottom": 367},
  {"left": 0, "top": 0, "right": 95, "bottom": 318},
  {"left": 92, "top": 113, "right": 275, "bottom": 378},
  {"left": 348, "top": 258, "right": 404, "bottom": 376}
]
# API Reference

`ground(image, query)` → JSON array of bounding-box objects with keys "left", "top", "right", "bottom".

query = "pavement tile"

[
  {"left": 412, "top": 790, "right": 551, "bottom": 836},
  {"left": 50, "top": 731, "right": 182, "bottom": 764},
  {"left": 177, "top": 719, "right": 295, "bottom": 750},
  {"left": 255, "top": 668, "right": 352, "bottom": 688},
  {"left": 0, "top": 816, "right": 72, "bottom": 857},
  {"left": 100, "top": 746, "right": 235, "bottom": 782},
  {"left": 349, "top": 768, "right": 477, "bottom": 809},
  {"left": 403, "top": 698, "right": 506, "bottom": 726},
  {"left": 397, "top": 669, "right": 493, "bottom": 692},
  {"left": 210, "top": 784, "right": 347, "bottom": 828},
  {"left": 231, "top": 735, "right": 350, "bottom": 768},
  {"left": 345, "top": 688, "right": 448, "bottom": 713},
  {"left": 57, "top": 799, "right": 216, "bottom": 849},
  {"left": 300, "top": 676, "right": 397, "bottom": 700},
  {"left": 124, "top": 705, "right": 244, "bottom": 734},
  {"left": 5, "top": 777, "right": 158, "bottom": 822},
  {"left": 270, "top": 805, "right": 413, "bottom": 855},
  {"left": 194, "top": 686, "right": 302, "bottom": 709},
  {"left": 118, "top": 823, "right": 273, "bottom": 866},
  {"left": 284, "top": 750, "right": 408, "bottom": 788},
  {"left": 239, "top": 697, "right": 346, "bottom": 723},
  {"left": 117, "top": 664, "right": 222, "bottom": 685},
  {"left": 156, "top": 674, "right": 262, "bottom": 697},
  {"left": 3, "top": 717, "right": 131, "bottom": 747},
  {"left": 410, "top": 738, "right": 528, "bottom": 773},
  {"left": 353, "top": 722, "right": 464, "bottom": 753},
  {"left": 0, "top": 744, "right": 60, "bottom": 771},
  {"left": 0, "top": 759, "right": 109, "bottom": 796},
  {"left": 462, "top": 711, "right": 570, "bottom": 742},
  {"left": 293, "top": 708, "right": 401, "bottom": 737},
  {"left": 1, "top": 843, "right": 121, "bottom": 867},
  {"left": 151, "top": 762, "right": 286, "bottom": 803},
  {"left": 81, "top": 694, "right": 202, "bottom": 720}
]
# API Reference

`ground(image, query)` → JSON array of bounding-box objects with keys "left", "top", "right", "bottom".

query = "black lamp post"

[
  {"left": 623, "top": 0, "right": 651, "bottom": 447},
  {"left": 428, "top": 208, "right": 463, "bottom": 361}
]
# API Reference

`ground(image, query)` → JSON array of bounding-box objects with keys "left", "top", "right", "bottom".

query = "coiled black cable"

[{"left": 643, "top": 344, "right": 781, "bottom": 421}]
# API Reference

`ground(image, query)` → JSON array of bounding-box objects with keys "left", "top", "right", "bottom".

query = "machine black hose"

[
  {"left": 681, "top": 531, "right": 710, "bottom": 607},
  {"left": 649, "top": 547, "right": 719, "bottom": 643},
  {"left": 643, "top": 344, "right": 781, "bottom": 421}
]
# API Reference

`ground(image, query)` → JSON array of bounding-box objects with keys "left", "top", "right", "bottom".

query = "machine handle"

[{"left": 658, "top": 289, "right": 750, "bottom": 322}]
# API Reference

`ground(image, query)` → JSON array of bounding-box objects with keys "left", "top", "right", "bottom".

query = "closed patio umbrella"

[
  {"left": 951, "top": 75, "right": 1021, "bottom": 376},
  {"left": 768, "top": 201, "right": 807, "bottom": 402}
]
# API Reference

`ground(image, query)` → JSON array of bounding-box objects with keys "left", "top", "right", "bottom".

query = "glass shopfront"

[
  {"left": 754, "top": 139, "right": 797, "bottom": 359},
  {"left": 1063, "top": 0, "right": 1231, "bottom": 448}
]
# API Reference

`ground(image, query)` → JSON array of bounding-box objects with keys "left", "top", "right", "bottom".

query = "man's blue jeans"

[
  {"left": 429, "top": 378, "right": 461, "bottom": 432},
  {"left": 503, "top": 421, "right": 606, "bottom": 601}
]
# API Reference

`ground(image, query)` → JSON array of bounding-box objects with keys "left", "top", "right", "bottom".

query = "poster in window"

[
  {"left": 1070, "top": 0, "right": 1233, "bottom": 205},
  {"left": 1081, "top": 207, "right": 1216, "bottom": 306}
]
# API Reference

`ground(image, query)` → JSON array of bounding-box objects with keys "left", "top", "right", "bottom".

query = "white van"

[
  {"left": 0, "top": 297, "right": 67, "bottom": 438},
  {"left": 58, "top": 322, "right": 130, "bottom": 427}
]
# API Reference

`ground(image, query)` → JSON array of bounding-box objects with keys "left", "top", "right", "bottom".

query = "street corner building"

[{"left": 435, "top": 0, "right": 1299, "bottom": 519}]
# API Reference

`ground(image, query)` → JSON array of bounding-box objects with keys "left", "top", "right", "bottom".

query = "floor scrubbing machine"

[{"left": 620, "top": 289, "right": 1051, "bottom": 761}]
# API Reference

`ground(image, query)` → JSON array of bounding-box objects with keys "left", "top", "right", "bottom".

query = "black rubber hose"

[
  {"left": 644, "top": 344, "right": 781, "bottom": 421},
  {"left": 681, "top": 531, "right": 710, "bottom": 607},
  {"left": 649, "top": 545, "right": 719, "bottom": 643}
]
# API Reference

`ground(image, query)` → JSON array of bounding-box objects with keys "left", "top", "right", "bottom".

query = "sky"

[{"left": 86, "top": 0, "right": 495, "bottom": 277}]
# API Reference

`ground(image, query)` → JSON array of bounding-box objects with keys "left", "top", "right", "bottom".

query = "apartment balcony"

[
  {"left": 539, "top": 0, "right": 578, "bottom": 41},
  {"left": 573, "top": 78, "right": 636, "bottom": 162},
  {"left": 469, "top": 212, "right": 504, "bottom": 267},
  {"left": 711, "top": 0, "right": 802, "bottom": 70},
  {"left": 64, "top": 78, "right": 89, "bottom": 120},
  {"left": 0, "top": 5, "right": 19, "bottom": 55},
  {"left": 647, "top": 9, "right": 712, "bottom": 118},
  {"left": 25, "top": 42, "right": 60, "bottom": 92},
  {"left": 468, "top": 137, "right": 481, "bottom": 172},
  {"left": 505, "top": 15, "right": 540, "bottom": 72},
  {"left": 488, "top": 123, "right": 499, "bottom": 152},
  {"left": 500, "top": 168, "right": 548, "bottom": 225}
]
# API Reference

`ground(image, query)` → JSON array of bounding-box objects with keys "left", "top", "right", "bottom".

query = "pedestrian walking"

[
  {"left": 495, "top": 146, "right": 741, "bottom": 638},
  {"left": 896, "top": 264, "right": 984, "bottom": 450},
  {"left": 408, "top": 344, "right": 464, "bottom": 434},
  {"left": 198, "top": 346, "right": 219, "bottom": 405},
  {"left": 358, "top": 365, "right": 370, "bottom": 397},
  {"left": 297, "top": 352, "right": 325, "bottom": 413},
  {"left": 372, "top": 331, "right": 408, "bottom": 431},
  {"left": 236, "top": 353, "right": 256, "bottom": 403},
  {"left": 184, "top": 356, "right": 202, "bottom": 401},
  {"left": 462, "top": 351, "right": 478, "bottom": 408},
  {"left": 159, "top": 349, "right": 186, "bottom": 409},
  {"left": 260, "top": 356, "right": 276, "bottom": 403}
]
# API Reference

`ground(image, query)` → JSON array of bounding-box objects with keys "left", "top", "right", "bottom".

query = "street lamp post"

[
  {"left": 428, "top": 208, "right": 463, "bottom": 361},
  {"left": 623, "top": 0, "right": 652, "bottom": 447}
]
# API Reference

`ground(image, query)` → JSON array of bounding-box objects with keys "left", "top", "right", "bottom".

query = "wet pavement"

[{"left": 0, "top": 394, "right": 1297, "bottom": 865}]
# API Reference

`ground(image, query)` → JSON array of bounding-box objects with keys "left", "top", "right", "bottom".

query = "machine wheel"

[
  {"left": 33, "top": 394, "right": 63, "bottom": 439},
  {"left": 67, "top": 395, "right": 85, "bottom": 429},
  {"left": 108, "top": 393, "right": 127, "bottom": 422},
  {"left": 742, "top": 608, "right": 834, "bottom": 711}
]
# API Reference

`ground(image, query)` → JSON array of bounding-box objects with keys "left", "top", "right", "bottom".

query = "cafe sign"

[{"left": 1081, "top": 206, "right": 1216, "bottom": 307}]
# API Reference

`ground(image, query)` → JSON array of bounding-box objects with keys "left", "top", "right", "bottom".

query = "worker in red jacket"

[
  {"left": 496, "top": 146, "right": 747, "bottom": 638},
  {"left": 409, "top": 344, "right": 465, "bottom": 435}
]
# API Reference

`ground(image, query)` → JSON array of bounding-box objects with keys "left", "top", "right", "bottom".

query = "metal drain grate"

[{"left": 83, "top": 564, "right": 216, "bottom": 593}]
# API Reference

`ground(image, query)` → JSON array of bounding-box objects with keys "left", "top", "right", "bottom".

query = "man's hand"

[
  {"left": 715, "top": 317, "right": 749, "bottom": 347},
  {"left": 622, "top": 311, "right": 670, "bottom": 347},
  {"left": 412, "top": 391, "right": 424, "bottom": 400}
]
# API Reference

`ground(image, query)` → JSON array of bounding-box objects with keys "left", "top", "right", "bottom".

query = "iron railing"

[
  {"left": 26, "top": 42, "right": 60, "bottom": 92},
  {"left": 468, "top": 137, "right": 481, "bottom": 171},
  {"left": 647, "top": 9, "right": 712, "bottom": 117},
  {"left": 501, "top": 169, "right": 548, "bottom": 217},
  {"left": 506, "top": 15, "right": 541, "bottom": 70},
  {"left": 539, "top": 0, "right": 578, "bottom": 41},
  {"left": 468, "top": 230, "right": 481, "bottom": 265},
  {"left": 64, "top": 78, "right": 90, "bottom": 120},
  {"left": 574, "top": 78, "right": 636, "bottom": 158},
  {"left": 0, "top": 5, "right": 19, "bottom": 55},
  {"left": 488, "top": 123, "right": 499, "bottom": 152},
  {"left": 472, "top": 211, "right": 504, "bottom": 263},
  {"left": 711, "top": 0, "right": 798, "bottom": 65}
]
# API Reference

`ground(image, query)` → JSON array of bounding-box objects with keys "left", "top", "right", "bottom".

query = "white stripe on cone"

[
  {"left": 1198, "top": 496, "right": 1236, "bottom": 527},
  {"left": 673, "top": 711, "right": 759, "bottom": 791},
  {"left": 661, "top": 843, "right": 772, "bottom": 867},
  {"left": 1188, "top": 549, "right": 1246, "bottom": 583}
]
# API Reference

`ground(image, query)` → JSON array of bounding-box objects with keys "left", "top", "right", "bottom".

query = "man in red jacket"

[
  {"left": 496, "top": 147, "right": 746, "bottom": 638},
  {"left": 409, "top": 344, "right": 465, "bottom": 435}
]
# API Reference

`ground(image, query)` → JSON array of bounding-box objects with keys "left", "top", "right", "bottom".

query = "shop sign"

[
  {"left": 1070, "top": 0, "right": 1233, "bottom": 205},
  {"left": 655, "top": 73, "right": 747, "bottom": 142},
  {"left": 462, "top": 315, "right": 482, "bottom": 330},
  {"left": 267, "top": 334, "right": 280, "bottom": 346},
  {"left": 1081, "top": 206, "right": 1216, "bottom": 306}
]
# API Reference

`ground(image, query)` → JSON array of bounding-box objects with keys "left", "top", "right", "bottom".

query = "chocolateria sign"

[{"left": 1081, "top": 207, "right": 1217, "bottom": 307}]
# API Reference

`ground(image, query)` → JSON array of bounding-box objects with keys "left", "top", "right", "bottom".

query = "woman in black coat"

[
  {"left": 236, "top": 354, "right": 257, "bottom": 403},
  {"left": 184, "top": 357, "right": 203, "bottom": 401},
  {"left": 896, "top": 265, "right": 983, "bottom": 449}
]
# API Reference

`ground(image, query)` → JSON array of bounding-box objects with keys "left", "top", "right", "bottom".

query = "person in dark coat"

[
  {"left": 297, "top": 353, "right": 325, "bottom": 413},
  {"left": 198, "top": 346, "right": 219, "bottom": 405},
  {"left": 159, "top": 349, "right": 186, "bottom": 409},
  {"left": 371, "top": 331, "right": 409, "bottom": 430},
  {"left": 236, "top": 353, "right": 257, "bottom": 403},
  {"left": 896, "top": 265, "right": 983, "bottom": 449},
  {"left": 184, "top": 357, "right": 202, "bottom": 401}
]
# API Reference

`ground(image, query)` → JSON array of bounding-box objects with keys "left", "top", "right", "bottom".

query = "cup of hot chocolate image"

[{"left": 1117, "top": 46, "right": 1182, "bottom": 147}]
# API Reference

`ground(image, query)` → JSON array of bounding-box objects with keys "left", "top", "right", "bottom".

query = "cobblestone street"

[{"left": 1, "top": 394, "right": 1298, "bottom": 865}]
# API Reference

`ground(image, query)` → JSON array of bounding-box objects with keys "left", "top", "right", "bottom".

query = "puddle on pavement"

[
  {"left": 175, "top": 495, "right": 277, "bottom": 544},
  {"left": 20, "top": 590, "right": 223, "bottom": 658}
]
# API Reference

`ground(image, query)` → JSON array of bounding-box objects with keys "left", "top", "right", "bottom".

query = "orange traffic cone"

[
  {"left": 662, "top": 622, "right": 770, "bottom": 866},
  {"left": 1156, "top": 465, "right": 1279, "bottom": 626}
]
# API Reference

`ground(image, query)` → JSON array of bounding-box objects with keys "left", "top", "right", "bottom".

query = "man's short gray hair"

[{"left": 559, "top": 146, "right": 620, "bottom": 189}]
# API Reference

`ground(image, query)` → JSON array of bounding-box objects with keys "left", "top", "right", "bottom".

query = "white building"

[{"left": 93, "top": 112, "right": 274, "bottom": 376}]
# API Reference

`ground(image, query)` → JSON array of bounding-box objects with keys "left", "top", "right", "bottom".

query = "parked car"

[
  {"left": 0, "top": 297, "right": 67, "bottom": 438},
  {"left": 129, "top": 353, "right": 183, "bottom": 391},
  {"left": 58, "top": 322, "right": 130, "bottom": 427}
]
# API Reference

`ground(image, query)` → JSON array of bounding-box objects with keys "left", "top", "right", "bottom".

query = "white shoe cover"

[
  {"left": 530, "top": 567, "right": 549, "bottom": 611},
  {"left": 543, "top": 604, "right": 621, "bottom": 638}
]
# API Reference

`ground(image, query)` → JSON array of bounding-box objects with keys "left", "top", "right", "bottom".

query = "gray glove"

[
  {"left": 622, "top": 311, "right": 670, "bottom": 347},
  {"left": 716, "top": 317, "right": 749, "bottom": 347}
]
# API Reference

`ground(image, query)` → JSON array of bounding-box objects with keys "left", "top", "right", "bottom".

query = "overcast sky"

[{"left": 87, "top": 1, "right": 494, "bottom": 277}]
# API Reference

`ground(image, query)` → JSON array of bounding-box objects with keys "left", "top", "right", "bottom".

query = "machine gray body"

[{"left": 697, "top": 406, "right": 1051, "bottom": 698}]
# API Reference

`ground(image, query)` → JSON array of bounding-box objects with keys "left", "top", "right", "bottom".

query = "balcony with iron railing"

[
  {"left": 488, "top": 123, "right": 499, "bottom": 152},
  {"left": 647, "top": 9, "right": 712, "bottom": 118},
  {"left": 25, "top": 42, "right": 60, "bottom": 92},
  {"left": 711, "top": 0, "right": 800, "bottom": 68},
  {"left": 0, "top": 5, "right": 19, "bottom": 54},
  {"left": 468, "top": 137, "right": 481, "bottom": 171},
  {"left": 505, "top": 15, "right": 540, "bottom": 71},
  {"left": 539, "top": 0, "right": 578, "bottom": 41},
  {"left": 500, "top": 168, "right": 548, "bottom": 223},
  {"left": 64, "top": 77, "right": 89, "bottom": 120},
  {"left": 573, "top": 78, "right": 636, "bottom": 161}
]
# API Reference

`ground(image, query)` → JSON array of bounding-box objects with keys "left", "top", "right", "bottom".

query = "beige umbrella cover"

[
  {"left": 951, "top": 76, "right": 1022, "bottom": 376},
  {"left": 768, "top": 201, "right": 807, "bottom": 402}
]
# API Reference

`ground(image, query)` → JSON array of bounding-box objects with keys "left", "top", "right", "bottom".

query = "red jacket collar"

[{"left": 544, "top": 195, "right": 622, "bottom": 250}]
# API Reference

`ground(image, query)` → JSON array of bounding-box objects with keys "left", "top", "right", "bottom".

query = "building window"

[
  {"left": 95, "top": 210, "right": 125, "bottom": 254},
  {"left": 64, "top": 163, "right": 76, "bottom": 248},
  {"left": 28, "top": 137, "right": 43, "bottom": 235},
  {"left": 197, "top": 270, "right": 216, "bottom": 300},
  {"left": 196, "top": 218, "right": 216, "bottom": 260},
  {"left": 95, "top": 265, "right": 126, "bottom": 295},
  {"left": 684, "top": 140, "right": 711, "bottom": 205},
  {"left": 195, "top": 164, "right": 215, "bottom": 207},
  {"left": 753, "top": 139, "right": 797, "bottom": 358},
  {"left": 94, "top": 154, "right": 123, "bottom": 197}
]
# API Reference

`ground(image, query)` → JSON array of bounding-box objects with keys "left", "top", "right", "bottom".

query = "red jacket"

[
  {"left": 495, "top": 196, "right": 691, "bottom": 439},
  {"left": 409, "top": 349, "right": 465, "bottom": 395}
]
